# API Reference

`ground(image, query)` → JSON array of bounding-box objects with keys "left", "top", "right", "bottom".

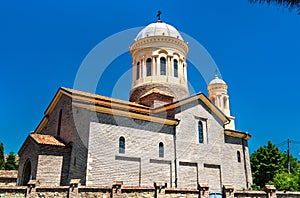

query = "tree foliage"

[
  {"left": 250, "top": 140, "right": 300, "bottom": 191},
  {"left": 0, "top": 142, "right": 19, "bottom": 170},
  {"left": 0, "top": 143, "right": 4, "bottom": 170},
  {"left": 270, "top": 173, "right": 299, "bottom": 191},
  {"left": 4, "top": 152, "right": 18, "bottom": 170},
  {"left": 249, "top": 0, "right": 300, "bottom": 14},
  {"left": 250, "top": 141, "right": 285, "bottom": 188}
]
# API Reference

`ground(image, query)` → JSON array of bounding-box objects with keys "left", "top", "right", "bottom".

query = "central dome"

[{"left": 135, "top": 21, "right": 183, "bottom": 41}]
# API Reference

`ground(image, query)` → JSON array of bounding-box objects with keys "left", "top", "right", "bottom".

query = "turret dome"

[
  {"left": 209, "top": 75, "right": 226, "bottom": 85},
  {"left": 135, "top": 21, "right": 183, "bottom": 41}
]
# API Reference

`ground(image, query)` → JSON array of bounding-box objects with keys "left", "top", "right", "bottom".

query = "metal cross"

[{"left": 157, "top": 10, "right": 162, "bottom": 21}]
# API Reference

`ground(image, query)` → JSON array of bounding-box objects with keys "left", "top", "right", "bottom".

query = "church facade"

[{"left": 17, "top": 19, "right": 252, "bottom": 193}]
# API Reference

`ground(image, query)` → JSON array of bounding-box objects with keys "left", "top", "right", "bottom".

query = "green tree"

[
  {"left": 270, "top": 172, "right": 299, "bottom": 191},
  {"left": 0, "top": 143, "right": 4, "bottom": 170},
  {"left": 249, "top": 0, "right": 300, "bottom": 14},
  {"left": 4, "top": 152, "right": 18, "bottom": 170},
  {"left": 250, "top": 140, "right": 285, "bottom": 188}
]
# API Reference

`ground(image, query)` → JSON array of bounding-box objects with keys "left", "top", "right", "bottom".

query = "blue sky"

[{"left": 0, "top": 1, "right": 300, "bottom": 158}]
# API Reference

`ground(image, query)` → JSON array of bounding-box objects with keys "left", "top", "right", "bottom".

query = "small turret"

[{"left": 208, "top": 74, "right": 235, "bottom": 130}]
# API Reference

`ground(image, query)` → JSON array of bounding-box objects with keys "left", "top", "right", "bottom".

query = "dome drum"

[
  {"left": 130, "top": 36, "right": 189, "bottom": 56},
  {"left": 129, "top": 21, "right": 190, "bottom": 105}
]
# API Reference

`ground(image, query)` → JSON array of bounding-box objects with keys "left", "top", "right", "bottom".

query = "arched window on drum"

[{"left": 146, "top": 58, "right": 152, "bottom": 76}]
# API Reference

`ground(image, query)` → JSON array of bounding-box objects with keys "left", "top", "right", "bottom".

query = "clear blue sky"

[{"left": 0, "top": 1, "right": 300, "bottom": 158}]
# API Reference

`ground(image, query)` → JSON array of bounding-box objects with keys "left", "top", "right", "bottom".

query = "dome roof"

[
  {"left": 209, "top": 75, "right": 227, "bottom": 85},
  {"left": 135, "top": 21, "right": 183, "bottom": 41}
]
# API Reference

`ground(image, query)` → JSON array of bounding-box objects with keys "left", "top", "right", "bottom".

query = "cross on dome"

[{"left": 157, "top": 10, "right": 162, "bottom": 22}]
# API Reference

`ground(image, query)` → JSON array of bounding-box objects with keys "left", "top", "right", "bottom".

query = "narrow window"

[
  {"left": 182, "top": 64, "right": 185, "bottom": 80},
  {"left": 198, "top": 121, "right": 203, "bottom": 143},
  {"left": 174, "top": 60, "right": 178, "bottom": 77},
  {"left": 119, "top": 136, "right": 125, "bottom": 154},
  {"left": 146, "top": 58, "right": 152, "bottom": 76},
  {"left": 159, "top": 142, "right": 164, "bottom": 158},
  {"left": 237, "top": 151, "right": 241, "bottom": 162},
  {"left": 57, "top": 109, "right": 62, "bottom": 137},
  {"left": 136, "top": 62, "right": 140, "bottom": 80},
  {"left": 160, "top": 57, "right": 166, "bottom": 75}
]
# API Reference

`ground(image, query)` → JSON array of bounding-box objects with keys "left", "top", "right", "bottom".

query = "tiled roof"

[
  {"left": 62, "top": 87, "right": 148, "bottom": 109},
  {"left": 0, "top": 170, "right": 18, "bottom": 178},
  {"left": 30, "top": 134, "right": 66, "bottom": 147}
]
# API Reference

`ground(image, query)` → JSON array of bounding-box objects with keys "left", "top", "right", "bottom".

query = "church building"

[{"left": 17, "top": 17, "right": 252, "bottom": 193}]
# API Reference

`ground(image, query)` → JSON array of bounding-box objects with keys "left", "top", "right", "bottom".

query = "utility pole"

[{"left": 288, "top": 138, "right": 290, "bottom": 174}]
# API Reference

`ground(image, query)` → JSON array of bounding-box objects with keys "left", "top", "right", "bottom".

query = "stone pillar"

[
  {"left": 223, "top": 185, "right": 234, "bottom": 198},
  {"left": 169, "top": 57, "right": 173, "bottom": 77},
  {"left": 69, "top": 179, "right": 81, "bottom": 197},
  {"left": 198, "top": 183, "right": 209, "bottom": 198},
  {"left": 184, "top": 62, "right": 187, "bottom": 82},
  {"left": 154, "top": 182, "right": 166, "bottom": 198},
  {"left": 26, "top": 180, "right": 38, "bottom": 198},
  {"left": 141, "top": 58, "right": 144, "bottom": 78},
  {"left": 265, "top": 185, "right": 276, "bottom": 198},
  {"left": 152, "top": 56, "right": 156, "bottom": 75},
  {"left": 112, "top": 181, "right": 123, "bottom": 198}
]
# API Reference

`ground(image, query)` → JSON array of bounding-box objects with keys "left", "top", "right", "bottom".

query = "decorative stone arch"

[
  {"left": 158, "top": 49, "right": 168, "bottom": 55},
  {"left": 21, "top": 159, "right": 31, "bottom": 186},
  {"left": 173, "top": 52, "right": 181, "bottom": 58}
]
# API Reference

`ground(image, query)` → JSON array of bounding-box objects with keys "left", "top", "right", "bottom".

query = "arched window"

[
  {"left": 21, "top": 159, "right": 31, "bottom": 186},
  {"left": 160, "top": 57, "right": 166, "bottom": 75},
  {"left": 173, "top": 60, "right": 178, "bottom": 77},
  {"left": 237, "top": 151, "right": 241, "bottom": 162},
  {"left": 159, "top": 142, "right": 164, "bottom": 158},
  {"left": 136, "top": 62, "right": 140, "bottom": 80},
  {"left": 182, "top": 64, "right": 185, "bottom": 80},
  {"left": 119, "top": 136, "right": 125, "bottom": 154},
  {"left": 198, "top": 121, "right": 203, "bottom": 143},
  {"left": 146, "top": 58, "right": 152, "bottom": 76}
]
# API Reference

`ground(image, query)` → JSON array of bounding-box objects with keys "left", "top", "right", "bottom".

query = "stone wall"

[
  {"left": 174, "top": 100, "right": 252, "bottom": 190},
  {"left": 0, "top": 170, "right": 17, "bottom": 186},
  {"left": 1, "top": 183, "right": 300, "bottom": 198}
]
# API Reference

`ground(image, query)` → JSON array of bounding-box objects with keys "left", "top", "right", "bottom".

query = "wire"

[
  {"left": 276, "top": 140, "right": 287, "bottom": 147},
  {"left": 290, "top": 140, "right": 300, "bottom": 144}
]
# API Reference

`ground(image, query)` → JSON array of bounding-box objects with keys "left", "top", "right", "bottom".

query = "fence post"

[
  {"left": 26, "top": 180, "right": 38, "bottom": 198},
  {"left": 112, "top": 181, "right": 123, "bottom": 198},
  {"left": 198, "top": 183, "right": 209, "bottom": 198},
  {"left": 154, "top": 182, "right": 166, "bottom": 198},
  {"left": 223, "top": 185, "right": 234, "bottom": 198},
  {"left": 69, "top": 179, "right": 80, "bottom": 197},
  {"left": 265, "top": 185, "right": 276, "bottom": 198}
]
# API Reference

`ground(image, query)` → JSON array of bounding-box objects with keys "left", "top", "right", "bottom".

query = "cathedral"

[{"left": 17, "top": 17, "right": 252, "bottom": 193}]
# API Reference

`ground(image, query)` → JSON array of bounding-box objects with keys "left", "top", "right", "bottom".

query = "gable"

[
  {"left": 154, "top": 93, "right": 230, "bottom": 124},
  {"left": 34, "top": 88, "right": 229, "bottom": 135},
  {"left": 18, "top": 134, "right": 66, "bottom": 155}
]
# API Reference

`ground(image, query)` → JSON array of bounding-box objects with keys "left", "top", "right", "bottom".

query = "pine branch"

[{"left": 249, "top": 0, "right": 300, "bottom": 14}]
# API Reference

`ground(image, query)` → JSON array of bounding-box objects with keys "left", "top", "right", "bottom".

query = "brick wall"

[
  {"left": 85, "top": 99, "right": 252, "bottom": 190},
  {"left": 40, "top": 95, "right": 90, "bottom": 185},
  {"left": 87, "top": 112, "right": 175, "bottom": 187},
  {"left": 17, "top": 141, "right": 39, "bottom": 186}
]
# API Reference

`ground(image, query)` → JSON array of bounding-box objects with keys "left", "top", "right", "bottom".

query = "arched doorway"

[{"left": 21, "top": 159, "right": 31, "bottom": 186}]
